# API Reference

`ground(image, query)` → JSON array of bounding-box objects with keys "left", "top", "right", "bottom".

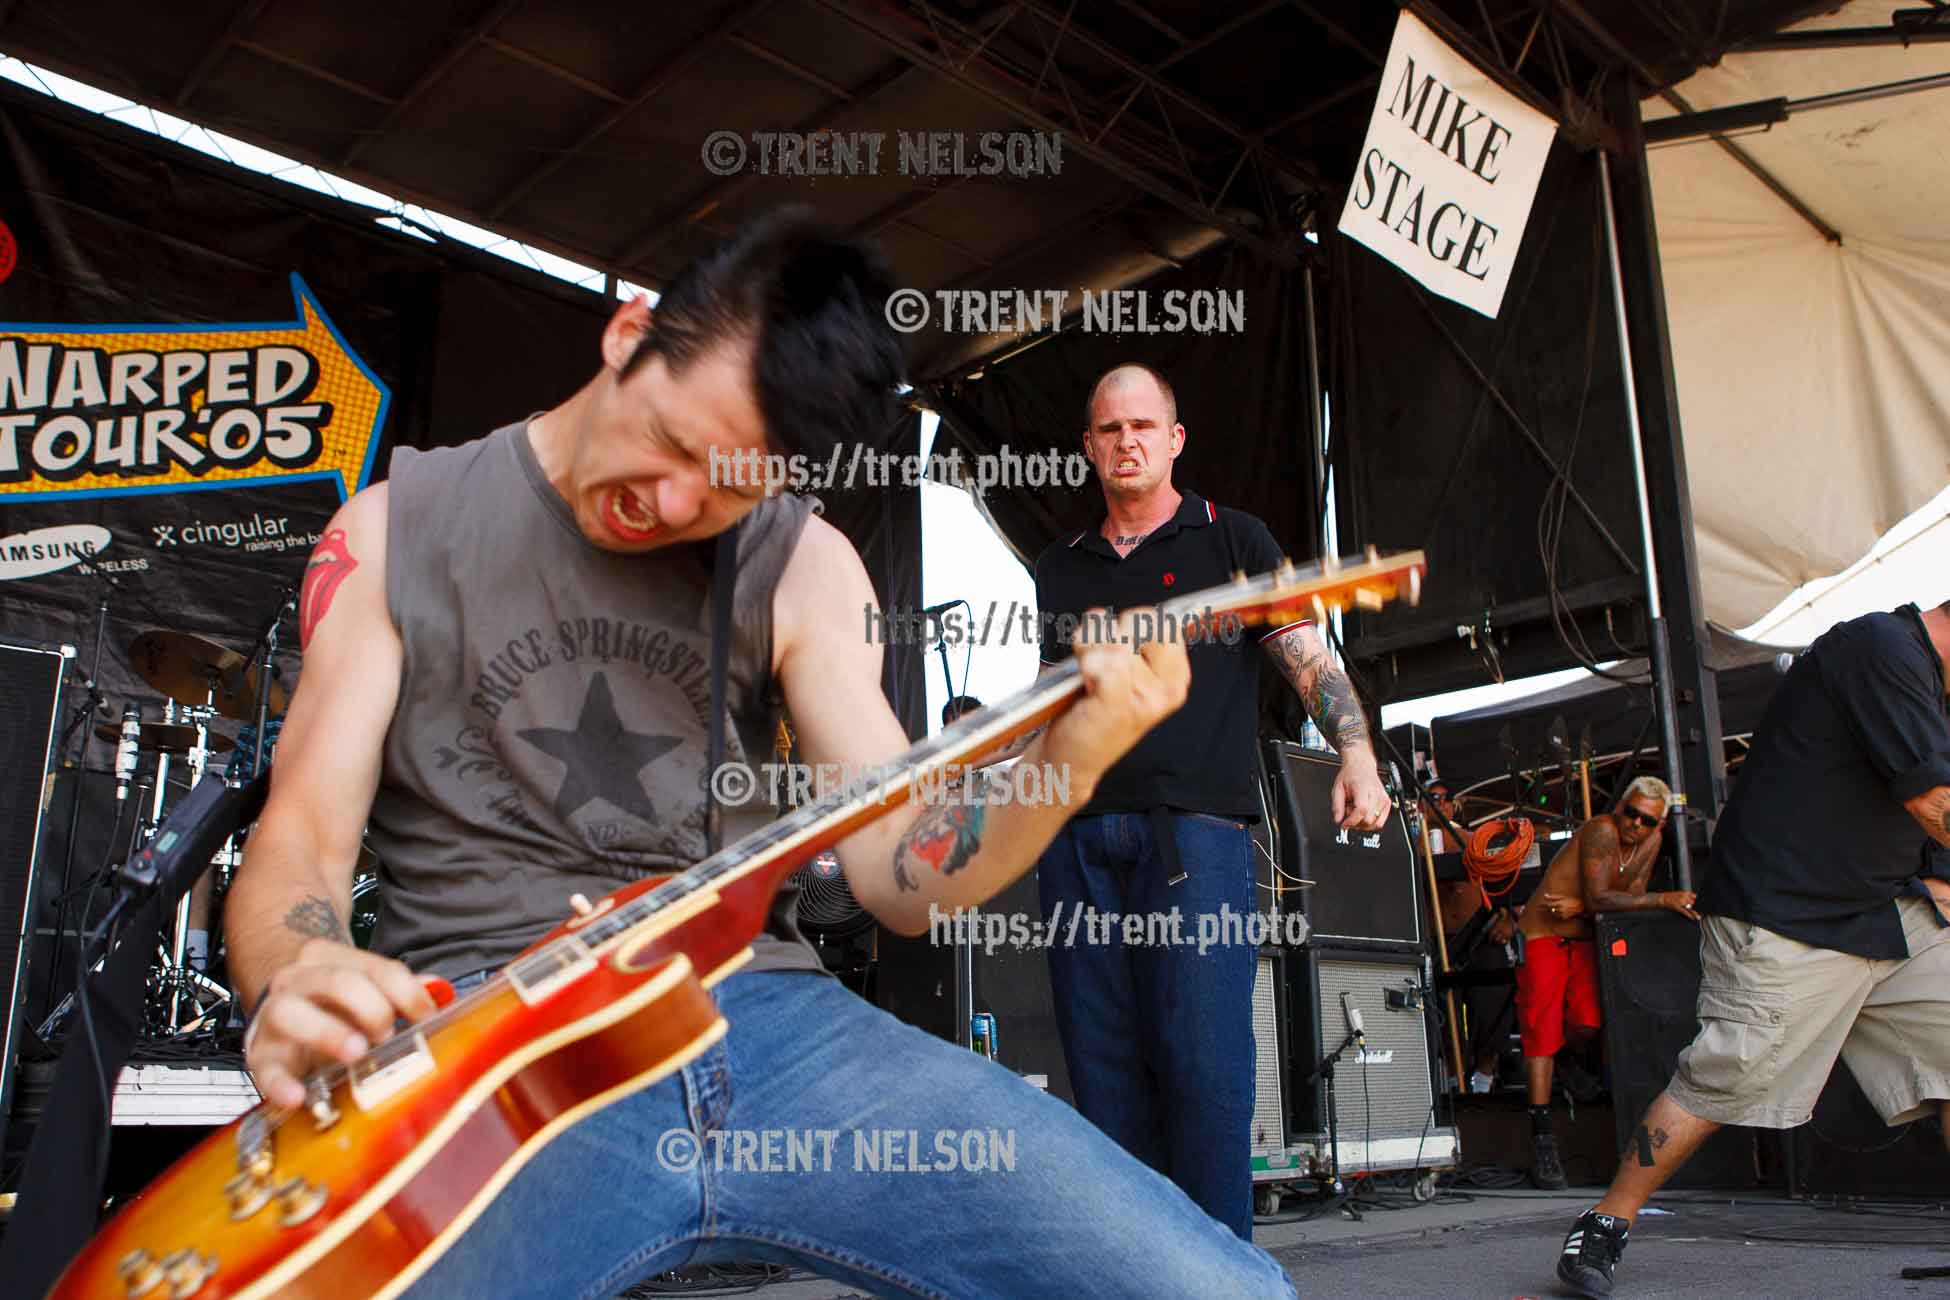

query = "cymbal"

[
  {"left": 94, "top": 720, "right": 236, "bottom": 754},
  {"left": 128, "top": 630, "right": 288, "bottom": 719}
]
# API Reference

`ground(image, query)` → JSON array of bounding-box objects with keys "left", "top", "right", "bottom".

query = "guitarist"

[{"left": 225, "top": 208, "right": 1297, "bottom": 1298}]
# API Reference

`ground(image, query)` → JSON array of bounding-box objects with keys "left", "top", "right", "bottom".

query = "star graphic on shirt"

[{"left": 516, "top": 671, "right": 680, "bottom": 827}]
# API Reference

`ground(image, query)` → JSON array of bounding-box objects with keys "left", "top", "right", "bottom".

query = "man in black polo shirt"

[
  {"left": 1554, "top": 600, "right": 1950, "bottom": 1298},
  {"left": 1031, "top": 361, "right": 1391, "bottom": 1238}
]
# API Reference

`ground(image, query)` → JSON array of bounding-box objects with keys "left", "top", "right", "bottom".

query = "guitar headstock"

[{"left": 1165, "top": 547, "right": 1426, "bottom": 632}]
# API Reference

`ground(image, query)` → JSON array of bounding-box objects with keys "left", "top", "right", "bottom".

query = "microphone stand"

[
  {"left": 45, "top": 577, "right": 114, "bottom": 1022},
  {"left": 1308, "top": 1021, "right": 1363, "bottom": 1212},
  {"left": 247, "top": 587, "right": 296, "bottom": 779}
]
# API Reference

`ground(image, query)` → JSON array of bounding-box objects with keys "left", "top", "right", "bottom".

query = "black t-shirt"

[
  {"left": 1699, "top": 604, "right": 1950, "bottom": 958},
  {"left": 1033, "top": 492, "right": 1291, "bottom": 819}
]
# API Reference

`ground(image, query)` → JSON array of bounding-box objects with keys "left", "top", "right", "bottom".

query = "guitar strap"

[{"left": 706, "top": 522, "right": 739, "bottom": 856}]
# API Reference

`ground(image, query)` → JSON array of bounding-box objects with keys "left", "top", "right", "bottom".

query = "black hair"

[
  {"left": 622, "top": 206, "right": 905, "bottom": 458},
  {"left": 942, "top": 695, "right": 984, "bottom": 725}
]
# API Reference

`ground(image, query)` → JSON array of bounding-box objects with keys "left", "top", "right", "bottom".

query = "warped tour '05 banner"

[
  {"left": 1, "top": 273, "right": 390, "bottom": 653},
  {"left": 0, "top": 78, "right": 618, "bottom": 734}
]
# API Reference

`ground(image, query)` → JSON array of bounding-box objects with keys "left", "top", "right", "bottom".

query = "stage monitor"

[{"left": 1265, "top": 739, "right": 1421, "bottom": 951}]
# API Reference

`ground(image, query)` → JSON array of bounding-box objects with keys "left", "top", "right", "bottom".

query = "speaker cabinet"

[
  {"left": 0, "top": 639, "right": 68, "bottom": 1158},
  {"left": 1264, "top": 740, "right": 1421, "bottom": 952},
  {"left": 1250, "top": 950, "right": 1288, "bottom": 1164},
  {"left": 1285, "top": 948, "right": 1440, "bottom": 1160},
  {"left": 877, "top": 867, "right": 1072, "bottom": 1102},
  {"left": 1594, "top": 910, "right": 1779, "bottom": 1191},
  {"left": 1792, "top": 1043, "right": 1950, "bottom": 1197}
]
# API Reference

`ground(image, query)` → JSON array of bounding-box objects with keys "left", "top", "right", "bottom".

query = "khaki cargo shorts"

[{"left": 1667, "top": 896, "right": 1950, "bottom": 1129}]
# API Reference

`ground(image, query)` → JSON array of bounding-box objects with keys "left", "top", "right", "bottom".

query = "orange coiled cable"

[{"left": 1463, "top": 817, "right": 1534, "bottom": 903}]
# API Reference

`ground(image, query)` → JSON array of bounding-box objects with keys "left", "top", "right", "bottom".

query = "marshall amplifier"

[
  {"left": 1284, "top": 946, "right": 1453, "bottom": 1174},
  {"left": 1264, "top": 740, "right": 1421, "bottom": 952}
]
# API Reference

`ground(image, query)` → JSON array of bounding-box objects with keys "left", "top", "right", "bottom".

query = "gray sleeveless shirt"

[{"left": 365, "top": 419, "right": 824, "bottom": 980}]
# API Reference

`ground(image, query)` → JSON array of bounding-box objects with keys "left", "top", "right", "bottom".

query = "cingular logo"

[
  {"left": 151, "top": 512, "right": 314, "bottom": 553},
  {"left": 0, "top": 523, "right": 111, "bottom": 580}
]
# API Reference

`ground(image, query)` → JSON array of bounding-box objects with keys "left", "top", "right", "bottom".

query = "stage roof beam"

[
  {"left": 1543, "top": 0, "right": 1841, "bottom": 244},
  {"left": 339, "top": 0, "right": 525, "bottom": 168},
  {"left": 485, "top": 0, "right": 781, "bottom": 223},
  {"left": 176, "top": 0, "right": 274, "bottom": 107}
]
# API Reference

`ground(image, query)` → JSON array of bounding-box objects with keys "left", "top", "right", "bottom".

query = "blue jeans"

[
  {"left": 405, "top": 969, "right": 1293, "bottom": 1298},
  {"left": 1037, "top": 812, "right": 1260, "bottom": 1238}
]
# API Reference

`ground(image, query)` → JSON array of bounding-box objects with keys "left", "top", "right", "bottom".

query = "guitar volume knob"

[
  {"left": 158, "top": 1248, "right": 218, "bottom": 1298},
  {"left": 275, "top": 1175, "right": 330, "bottom": 1226},
  {"left": 117, "top": 1248, "right": 164, "bottom": 1296}
]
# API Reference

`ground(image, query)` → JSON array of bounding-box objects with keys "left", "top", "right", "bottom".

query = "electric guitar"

[{"left": 53, "top": 548, "right": 1425, "bottom": 1300}]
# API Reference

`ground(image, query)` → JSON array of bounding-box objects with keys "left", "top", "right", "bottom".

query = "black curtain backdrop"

[
  {"left": 927, "top": 242, "right": 1322, "bottom": 571},
  {"left": 0, "top": 82, "right": 924, "bottom": 741},
  {"left": 1329, "top": 140, "right": 1646, "bottom": 702}
]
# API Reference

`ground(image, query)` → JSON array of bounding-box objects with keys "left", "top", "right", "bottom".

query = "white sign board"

[{"left": 1336, "top": 10, "right": 1558, "bottom": 319}]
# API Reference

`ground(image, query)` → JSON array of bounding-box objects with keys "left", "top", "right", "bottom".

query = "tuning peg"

[
  {"left": 1277, "top": 556, "right": 1295, "bottom": 577},
  {"left": 1408, "top": 567, "right": 1422, "bottom": 605},
  {"left": 570, "top": 893, "right": 594, "bottom": 916},
  {"left": 1232, "top": 569, "right": 1248, "bottom": 584},
  {"left": 1365, "top": 544, "right": 1378, "bottom": 563},
  {"left": 1353, "top": 586, "right": 1384, "bottom": 611},
  {"left": 1321, "top": 552, "right": 1340, "bottom": 572},
  {"left": 1311, "top": 595, "right": 1328, "bottom": 624}
]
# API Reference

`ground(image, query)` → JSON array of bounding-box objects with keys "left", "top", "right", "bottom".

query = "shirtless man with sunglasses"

[{"left": 1512, "top": 777, "right": 1697, "bottom": 1187}]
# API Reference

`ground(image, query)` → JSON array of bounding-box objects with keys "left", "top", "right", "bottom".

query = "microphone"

[
  {"left": 1773, "top": 652, "right": 1797, "bottom": 675},
  {"left": 110, "top": 771, "right": 271, "bottom": 913},
  {"left": 922, "top": 600, "right": 964, "bottom": 619},
  {"left": 114, "top": 705, "right": 141, "bottom": 802},
  {"left": 1342, "top": 990, "right": 1366, "bottom": 1048}
]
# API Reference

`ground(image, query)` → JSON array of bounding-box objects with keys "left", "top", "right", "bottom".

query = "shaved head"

[{"left": 1085, "top": 363, "right": 1176, "bottom": 432}]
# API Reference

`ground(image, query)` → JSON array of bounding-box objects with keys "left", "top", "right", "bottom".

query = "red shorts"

[{"left": 1515, "top": 936, "right": 1602, "bottom": 1058}]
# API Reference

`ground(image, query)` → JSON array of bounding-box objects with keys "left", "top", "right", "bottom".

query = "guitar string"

[{"left": 246, "top": 560, "right": 1390, "bottom": 1145}]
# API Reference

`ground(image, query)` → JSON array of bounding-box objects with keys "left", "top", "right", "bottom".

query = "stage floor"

[{"left": 656, "top": 1186, "right": 1950, "bottom": 1299}]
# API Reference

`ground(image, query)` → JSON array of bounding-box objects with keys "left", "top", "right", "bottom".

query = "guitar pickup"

[
  {"left": 348, "top": 1031, "right": 434, "bottom": 1111},
  {"left": 506, "top": 937, "right": 597, "bottom": 1007}
]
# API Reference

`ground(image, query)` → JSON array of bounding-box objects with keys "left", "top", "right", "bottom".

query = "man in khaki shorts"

[{"left": 1554, "top": 599, "right": 1950, "bottom": 1297}]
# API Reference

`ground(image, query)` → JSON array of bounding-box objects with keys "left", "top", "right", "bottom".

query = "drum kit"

[{"left": 43, "top": 618, "right": 378, "bottom": 1048}]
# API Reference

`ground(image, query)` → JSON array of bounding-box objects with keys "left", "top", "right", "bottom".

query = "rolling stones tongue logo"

[{"left": 299, "top": 528, "right": 357, "bottom": 646}]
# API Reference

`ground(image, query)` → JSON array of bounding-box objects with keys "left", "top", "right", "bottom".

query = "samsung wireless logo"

[{"left": 0, "top": 523, "right": 111, "bottom": 580}]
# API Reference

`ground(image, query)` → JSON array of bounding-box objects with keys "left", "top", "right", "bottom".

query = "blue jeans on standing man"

[
  {"left": 1037, "top": 810, "right": 1261, "bottom": 1238},
  {"left": 405, "top": 968, "right": 1293, "bottom": 1298}
]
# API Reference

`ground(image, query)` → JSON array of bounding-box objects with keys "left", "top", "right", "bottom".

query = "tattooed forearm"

[
  {"left": 1265, "top": 629, "right": 1372, "bottom": 754},
  {"left": 892, "top": 783, "right": 992, "bottom": 893},
  {"left": 1906, "top": 785, "right": 1950, "bottom": 851},
  {"left": 283, "top": 894, "right": 349, "bottom": 942},
  {"left": 1307, "top": 664, "right": 1372, "bottom": 751}
]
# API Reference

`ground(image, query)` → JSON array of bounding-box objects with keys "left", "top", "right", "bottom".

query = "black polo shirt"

[
  {"left": 1033, "top": 491, "right": 1290, "bottom": 819},
  {"left": 1699, "top": 604, "right": 1950, "bottom": 958}
]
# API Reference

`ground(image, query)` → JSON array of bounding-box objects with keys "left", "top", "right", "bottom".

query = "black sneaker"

[
  {"left": 1557, "top": 1210, "right": 1629, "bottom": 1297},
  {"left": 1531, "top": 1132, "right": 1568, "bottom": 1189}
]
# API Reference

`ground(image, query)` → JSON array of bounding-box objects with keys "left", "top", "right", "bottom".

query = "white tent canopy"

[{"left": 1645, "top": 0, "right": 1950, "bottom": 629}]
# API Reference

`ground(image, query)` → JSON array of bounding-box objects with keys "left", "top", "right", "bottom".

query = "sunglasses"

[{"left": 1620, "top": 808, "right": 1662, "bottom": 829}]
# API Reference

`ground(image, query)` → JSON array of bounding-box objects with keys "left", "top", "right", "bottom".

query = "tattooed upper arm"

[{"left": 299, "top": 527, "right": 360, "bottom": 649}]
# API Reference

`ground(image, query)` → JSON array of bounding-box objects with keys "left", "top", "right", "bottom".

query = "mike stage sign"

[
  {"left": 1336, "top": 9, "right": 1557, "bottom": 319},
  {"left": 0, "top": 273, "right": 388, "bottom": 503}
]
